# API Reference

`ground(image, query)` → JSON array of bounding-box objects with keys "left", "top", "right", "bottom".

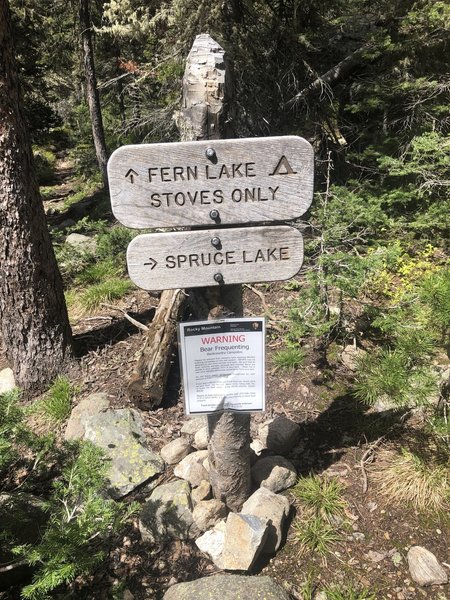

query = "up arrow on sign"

[{"left": 107, "top": 136, "right": 314, "bottom": 229}]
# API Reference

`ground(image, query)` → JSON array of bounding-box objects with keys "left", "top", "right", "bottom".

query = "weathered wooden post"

[
  {"left": 177, "top": 34, "right": 251, "bottom": 511},
  {"left": 107, "top": 35, "right": 314, "bottom": 513}
]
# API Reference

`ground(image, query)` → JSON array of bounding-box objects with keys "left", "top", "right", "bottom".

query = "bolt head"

[
  {"left": 214, "top": 273, "right": 224, "bottom": 283},
  {"left": 205, "top": 147, "right": 216, "bottom": 160},
  {"left": 211, "top": 237, "right": 221, "bottom": 247},
  {"left": 209, "top": 209, "right": 220, "bottom": 220}
]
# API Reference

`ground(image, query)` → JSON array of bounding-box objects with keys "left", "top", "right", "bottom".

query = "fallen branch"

[{"left": 101, "top": 303, "right": 149, "bottom": 332}]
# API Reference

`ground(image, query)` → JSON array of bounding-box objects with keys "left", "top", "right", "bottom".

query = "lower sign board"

[
  {"left": 108, "top": 136, "right": 314, "bottom": 228},
  {"left": 178, "top": 318, "right": 265, "bottom": 415},
  {"left": 126, "top": 225, "right": 303, "bottom": 290}
]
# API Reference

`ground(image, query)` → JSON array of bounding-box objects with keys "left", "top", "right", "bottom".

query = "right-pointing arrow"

[{"left": 144, "top": 257, "right": 157, "bottom": 270}]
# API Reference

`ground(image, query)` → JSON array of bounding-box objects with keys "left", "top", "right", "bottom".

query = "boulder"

[
  {"left": 174, "top": 450, "right": 209, "bottom": 487},
  {"left": 0, "top": 368, "right": 15, "bottom": 395},
  {"left": 194, "top": 426, "right": 208, "bottom": 450},
  {"left": 258, "top": 416, "right": 300, "bottom": 454},
  {"left": 84, "top": 408, "right": 164, "bottom": 498},
  {"left": 160, "top": 438, "right": 192, "bottom": 465},
  {"left": 407, "top": 546, "right": 448, "bottom": 586},
  {"left": 340, "top": 344, "right": 366, "bottom": 371},
  {"left": 64, "top": 392, "right": 110, "bottom": 440},
  {"left": 163, "top": 574, "right": 291, "bottom": 600},
  {"left": 195, "top": 519, "right": 226, "bottom": 563},
  {"left": 241, "top": 487, "right": 290, "bottom": 553},
  {"left": 181, "top": 416, "right": 208, "bottom": 435},
  {"left": 0, "top": 493, "right": 47, "bottom": 590},
  {"left": 251, "top": 455, "right": 297, "bottom": 492},
  {"left": 139, "top": 480, "right": 199, "bottom": 543},
  {"left": 191, "top": 480, "right": 211, "bottom": 505},
  {"left": 192, "top": 499, "right": 227, "bottom": 532},
  {"left": 65, "top": 232, "right": 96, "bottom": 253},
  {"left": 218, "top": 513, "right": 268, "bottom": 571}
]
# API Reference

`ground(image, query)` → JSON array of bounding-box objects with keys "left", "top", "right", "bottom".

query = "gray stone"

[
  {"left": 139, "top": 480, "right": 199, "bottom": 543},
  {"left": 163, "top": 574, "right": 291, "bottom": 600},
  {"left": 192, "top": 499, "right": 227, "bottom": 531},
  {"left": 340, "top": 344, "right": 366, "bottom": 371},
  {"left": 0, "top": 493, "right": 47, "bottom": 588},
  {"left": 0, "top": 367, "right": 15, "bottom": 395},
  {"left": 194, "top": 426, "right": 208, "bottom": 450},
  {"left": 65, "top": 232, "right": 97, "bottom": 252},
  {"left": 84, "top": 408, "right": 164, "bottom": 498},
  {"left": 160, "top": 438, "right": 192, "bottom": 465},
  {"left": 180, "top": 416, "right": 208, "bottom": 435},
  {"left": 64, "top": 392, "right": 110, "bottom": 440},
  {"left": 258, "top": 416, "right": 300, "bottom": 454},
  {"left": 174, "top": 450, "right": 209, "bottom": 487},
  {"left": 241, "top": 487, "right": 290, "bottom": 553},
  {"left": 366, "top": 550, "right": 387, "bottom": 563},
  {"left": 191, "top": 480, "right": 211, "bottom": 505},
  {"left": 407, "top": 546, "right": 448, "bottom": 586},
  {"left": 195, "top": 519, "right": 226, "bottom": 563},
  {"left": 218, "top": 512, "right": 269, "bottom": 571},
  {"left": 251, "top": 455, "right": 297, "bottom": 492}
]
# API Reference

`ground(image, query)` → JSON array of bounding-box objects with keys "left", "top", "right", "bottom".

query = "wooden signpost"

[
  {"left": 108, "top": 34, "right": 314, "bottom": 512},
  {"left": 108, "top": 136, "right": 313, "bottom": 228},
  {"left": 126, "top": 225, "right": 304, "bottom": 290}
]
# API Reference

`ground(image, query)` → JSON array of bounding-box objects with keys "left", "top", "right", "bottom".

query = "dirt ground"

[{"left": 3, "top": 278, "right": 449, "bottom": 600}]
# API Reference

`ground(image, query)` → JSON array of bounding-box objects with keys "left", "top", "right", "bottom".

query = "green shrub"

[
  {"left": 274, "top": 346, "right": 305, "bottom": 370},
  {"left": 80, "top": 278, "right": 134, "bottom": 312},
  {"left": 37, "top": 376, "right": 75, "bottom": 424},
  {"left": 14, "top": 442, "right": 135, "bottom": 600},
  {"left": 96, "top": 226, "right": 136, "bottom": 264},
  {"left": 292, "top": 475, "right": 346, "bottom": 521}
]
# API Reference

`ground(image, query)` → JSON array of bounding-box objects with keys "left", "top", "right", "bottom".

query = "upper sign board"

[
  {"left": 108, "top": 136, "right": 314, "bottom": 229},
  {"left": 127, "top": 225, "right": 303, "bottom": 290}
]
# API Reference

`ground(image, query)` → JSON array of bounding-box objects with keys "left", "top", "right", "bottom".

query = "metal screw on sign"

[
  {"left": 205, "top": 147, "right": 216, "bottom": 160},
  {"left": 211, "top": 237, "right": 221, "bottom": 248},
  {"left": 214, "top": 272, "right": 224, "bottom": 283},
  {"left": 209, "top": 209, "right": 220, "bottom": 221}
]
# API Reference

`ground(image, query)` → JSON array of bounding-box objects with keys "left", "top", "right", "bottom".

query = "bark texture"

[
  {"left": 0, "top": 0, "right": 73, "bottom": 391},
  {"left": 79, "top": 0, "right": 109, "bottom": 187},
  {"left": 127, "top": 289, "right": 185, "bottom": 407}
]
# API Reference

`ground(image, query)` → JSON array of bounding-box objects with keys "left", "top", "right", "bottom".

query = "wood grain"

[
  {"left": 108, "top": 136, "right": 314, "bottom": 228},
  {"left": 126, "top": 225, "right": 304, "bottom": 290}
]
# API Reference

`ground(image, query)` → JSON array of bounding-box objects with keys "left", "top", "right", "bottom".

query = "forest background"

[{"left": 1, "top": 0, "right": 450, "bottom": 598}]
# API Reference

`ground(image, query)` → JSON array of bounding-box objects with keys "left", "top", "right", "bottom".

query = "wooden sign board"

[
  {"left": 108, "top": 136, "right": 314, "bottom": 229},
  {"left": 127, "top": 226, "right": 304, "bottom": 290}
]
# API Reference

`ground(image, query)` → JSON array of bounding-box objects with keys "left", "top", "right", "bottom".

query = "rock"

[
  {"left": 193, "top": 499, "right": 227, "bottom": 531},
  {"left": 258, "top": 416, "right": 300, "bottom": 454},
  {"left": 65, "top": 232, "right": 97, "bottom": 253},
  {"left": 64, "top": 392, "right": 110, "bottom": 440},
  {"left": 160, "top": 438, "right": 192, "bottom": 465},
  {"left": 0, "top": 493, "right": 47, "bottom": 589},
  {"left": 372, "top": 395, "right": 401, "bottom": 413},
  {"left": 340, "top": 344, "right": 366, "bottom": 371},
  {"left": 250, "top": 439, "right": 265, "bottom": 459},
  {"left": 407, "top": 546, "right": 448, "bottom": 586},
  {"left": 191, "top": 480, "right": 211, "bottom": 505},
  {"left": 139, "top": 480, "right": 199, "bottom": 543},
  {"left": 367, "top": 550, "right": 387, "bottom": 563},
  {"left": 352, "top": 532, "right": 365, "bottom": 542},
  {"left": 251, "top": 455, "right": 297, "bottom": 492},
  {"left": 241, "top": 487, "right": 290, "bottom": 553},
  {"left": 84, "top": 408, "right": 164, "bottom": 498},
  {"left": 174, "top": 450, "right": 209, "bottom": 487},
  {"left": 163, "top": 574, "right": 291, "bottom": 600},
  {"left": 0, "top": 367, "right": 15, "bottom": 395},
  {"left": 195, "top": 519, "right": 226, "bottom": 563},
  {"left": 194, "top": 426, "right": 208, "bottom": 450},
  {"left": 218, "top": 512, "right": 269, "bottom": 571},
  {"left": 181, "top": 416, "right": 208, "bottom": 435}
]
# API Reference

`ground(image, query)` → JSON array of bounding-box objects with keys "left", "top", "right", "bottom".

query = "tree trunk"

[
  {"left": 79, "top": 0, "right": 109, "bottom": 187},
  {"left": 0, "top": 0, "right": 73, "bottom": 392}
]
